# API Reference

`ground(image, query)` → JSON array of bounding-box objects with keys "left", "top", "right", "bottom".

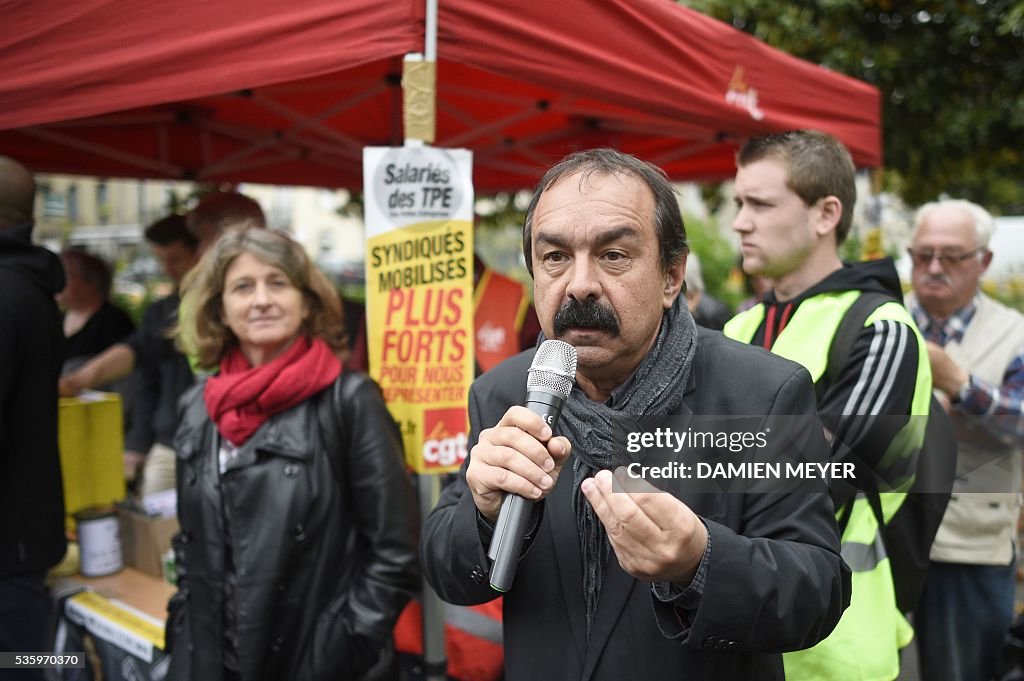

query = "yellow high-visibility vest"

[{"left": 725, "top": 290, "right": 932, "bottom": 681}]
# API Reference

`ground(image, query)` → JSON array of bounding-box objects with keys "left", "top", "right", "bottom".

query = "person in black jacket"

[
  {"left": 420, "top": 149, "right": 848, "bottom": 680},
  {"left": 121, "top": 214, "right": 198, "bottom": 495},
  {"left": 167, "top": 225, "right": 419, "bottom": 681},
  {"left": 0, "top": 156, "right": 67, "bottom": 678},
  {"left": 58, "top": 248, "right": 136, "bottom": 432},
  {"left": 58, "top": 249, "right": 135, "bottom": 369},
  {"left": 683, "top": 253, "right": 732, "bottom": 331}
]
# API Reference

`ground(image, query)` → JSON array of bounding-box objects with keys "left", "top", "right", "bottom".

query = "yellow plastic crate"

[{"left": 59, "top": 392, "right": 126, "bottom": 533}]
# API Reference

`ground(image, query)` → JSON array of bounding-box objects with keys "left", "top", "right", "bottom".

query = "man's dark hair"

[
  {"left": 522, "top": 148, "right": 688, "bottom": 275},
  {"left": 187, "top": 191, "right": 266, "bottom": 246},
  {"left": 145, "top": 213, "right": 197, "bottom": 250},
  {"left": 736, "top": 130, "right": 857, "bottom": 244},
  {"left": 62, "top": 249, "right": 114, "bottom": 299}
]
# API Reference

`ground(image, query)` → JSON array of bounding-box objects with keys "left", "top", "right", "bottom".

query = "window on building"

[
  {"left": 42, "top": 184, "right": 65, "bottom": 219},
  {"left": 67, "top": 185, "right": 79, "bottom": 222},
  {"left": 97, "top": 181, "right": 109, "bottom": 224}
]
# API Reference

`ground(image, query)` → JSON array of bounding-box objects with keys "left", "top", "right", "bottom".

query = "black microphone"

[{"left": 488, "top": 339, "right": 577, "bottom": 592}]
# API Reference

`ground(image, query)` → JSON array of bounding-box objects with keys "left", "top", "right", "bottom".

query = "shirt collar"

[{"left": 910, "top": 292, "right": 979, "bottom": 345}]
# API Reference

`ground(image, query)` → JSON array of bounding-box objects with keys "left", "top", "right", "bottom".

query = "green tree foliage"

[
  {"left": 684, "top": 0, "right": 1024, "bottom": 214},
  {"left": 685, "top": 213, "right": 743, "bottom": 309}
]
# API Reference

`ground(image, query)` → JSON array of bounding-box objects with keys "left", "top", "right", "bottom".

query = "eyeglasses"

[{"left": 906, "top": 247, "right": 984, "bottom": 267}]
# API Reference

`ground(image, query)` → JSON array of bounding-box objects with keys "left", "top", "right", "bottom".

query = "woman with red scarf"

[{"left": 165, "top": 226, "right": 419, "bottom": 681}]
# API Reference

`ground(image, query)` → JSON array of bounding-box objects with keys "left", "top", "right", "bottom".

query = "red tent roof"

[{"left": 0, "top": 0, "right": 881, "bottom": 190}]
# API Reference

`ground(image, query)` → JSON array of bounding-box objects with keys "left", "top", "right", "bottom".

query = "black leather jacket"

[{"left": 167, "top": 372, "right": 419, "bottom": 681}]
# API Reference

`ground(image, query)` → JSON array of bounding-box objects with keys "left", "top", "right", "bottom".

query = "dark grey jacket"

[
  {"left": 168, "top": 371, "right": 419, "bottom": 681},
  {"left": 125, "top": 293, "right": 194, "bottom": 452},
  {"left": 422, "top": 328, "right": 850, "bottom": 681}
]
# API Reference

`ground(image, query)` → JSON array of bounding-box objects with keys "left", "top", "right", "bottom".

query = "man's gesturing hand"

[
  {"left": 926, "top": 341, "right": 969, "bottom": 398},
  {"left": 581, "top": 468, "right": 709, "bottom": 584},
  {"left": 466, "top": 405, "right": 572, "bottom": 521}
]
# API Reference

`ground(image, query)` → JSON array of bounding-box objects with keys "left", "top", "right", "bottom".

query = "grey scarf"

[{"left": 549, "top": 295, "right": 698, "bottom": 640}]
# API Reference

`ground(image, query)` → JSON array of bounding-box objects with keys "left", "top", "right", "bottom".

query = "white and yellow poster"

[{"left": 363, "top": 146, "right": 474, "bottom": 474}]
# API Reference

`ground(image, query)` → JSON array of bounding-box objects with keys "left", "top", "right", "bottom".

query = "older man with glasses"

[{"left": 907, "top": 198, "right": 1024, "bottom": 681}]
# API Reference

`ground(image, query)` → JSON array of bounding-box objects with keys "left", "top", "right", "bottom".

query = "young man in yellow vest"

[
  {"left": 724, "top": 130, "right": 932, "bottom": 681},
  {"left": 907, "top": 199, "right": 1024, "bottom": 681}
]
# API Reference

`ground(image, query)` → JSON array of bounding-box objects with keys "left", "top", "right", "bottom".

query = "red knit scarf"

[{"left": 204, "top": 336, "right": 342, "bottom": 445}]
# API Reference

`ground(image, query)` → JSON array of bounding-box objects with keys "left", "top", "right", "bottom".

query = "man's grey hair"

[{"left": 912, "top": 199, "right": 995, "bottom": 250}]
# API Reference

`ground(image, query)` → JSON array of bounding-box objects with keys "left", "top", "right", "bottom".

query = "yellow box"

[{"left": 59, "top": 392, "right": 126, "bottom": 532}]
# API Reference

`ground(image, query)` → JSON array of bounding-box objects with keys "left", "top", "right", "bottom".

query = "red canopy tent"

[{"left": 0, "top": 0, "right": 881, "bottom": 191}]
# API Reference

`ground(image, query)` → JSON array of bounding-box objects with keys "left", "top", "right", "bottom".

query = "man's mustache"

[
  {"left": 553, "top": 298, "right": 620, "bottom": 336},
  {"left": 923, "top": 273, "right": 952, "bottom": 286}
]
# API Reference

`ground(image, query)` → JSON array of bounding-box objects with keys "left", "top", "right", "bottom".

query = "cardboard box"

[{"left": 117, "top": 507, "right": 179, "bottom": 579}]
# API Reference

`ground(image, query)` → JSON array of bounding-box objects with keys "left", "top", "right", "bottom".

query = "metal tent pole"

[
  {"left": 417, "top": 473, "right": 447, "bottom": 681},
  {"left": 413, "top": 4, "right": 447, "bottom": 680}
]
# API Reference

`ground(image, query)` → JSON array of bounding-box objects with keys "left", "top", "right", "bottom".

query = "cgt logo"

[
  {"left": 476, "top": 321, "right": 507, "bottom": 354},
  {"left": 725, "top": 66, "right": 765, "bottom": 121},
  {"left": 422, "top": 408, "right": 468, "bottom": 468}
]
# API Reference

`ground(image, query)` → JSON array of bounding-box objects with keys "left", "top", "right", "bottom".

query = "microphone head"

[{"left": 527, "top": 340, "right": 577, "bottom": 400}]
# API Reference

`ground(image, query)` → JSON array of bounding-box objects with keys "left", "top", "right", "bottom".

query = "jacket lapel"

[
  {"left": 547, "top": 462, "right": 588, "bottom": 665},
  {"left": 579, "top": 365, "right": 699, "bottom": 680},
  {"left": 546, "top": 341, "right": 701, "bottom": 679},
  {"left": 580, "top": 556, "right": 637, "bottom": 681}
]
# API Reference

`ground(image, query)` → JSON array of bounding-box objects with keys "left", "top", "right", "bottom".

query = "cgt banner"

[{"left": 363, "top": 146, "right": 474, "bottom": 474}]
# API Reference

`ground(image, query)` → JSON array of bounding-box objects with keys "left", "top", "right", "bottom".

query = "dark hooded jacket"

[
  {"left": 751, "top": 258, "right": 916, "bottom": 415},
  {"left": 752, "top": 259, "right": 902, "bottom": 347},
  {"left": 748, "top": 257, "right": 920, "bottom": 500},
  {"left": 0, "top": 223, "right": 67, "bottom": 577}
]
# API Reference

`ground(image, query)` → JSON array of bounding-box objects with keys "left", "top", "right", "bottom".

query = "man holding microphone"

[{"left": 422, "top": 148, "right": 849, "bottom": 680}]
